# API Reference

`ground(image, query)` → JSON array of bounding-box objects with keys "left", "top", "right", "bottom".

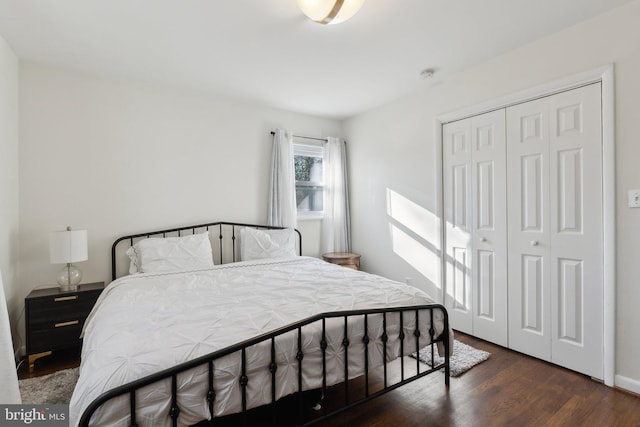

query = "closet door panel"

[
  {"left": 443, "top": 119, "right": 473, "bottom": 334},
  {"left": 549, "top": 83, "right": 603, "bottom": 379},
  {"left": 471, "top": 110, "right": 508, "bottom": 346},
  {"left": 557, "top": 258, "right": 583, "bottom": 341},
  {"left": 507, "top": 98, "right": 551, "bottom": 361},
  {"left": 521, "top": 154, "right": 544, "bottom": 231},
  {"left": 521, "top": 254, "right": 544, "bottom": 332},
  {"left": 477, "top": 250, "right": 495, "bottom": 317}
]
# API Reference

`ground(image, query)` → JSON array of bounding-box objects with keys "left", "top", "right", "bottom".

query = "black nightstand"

[{"left": 25, "top": 282, "right": 104, "bottom": 372}]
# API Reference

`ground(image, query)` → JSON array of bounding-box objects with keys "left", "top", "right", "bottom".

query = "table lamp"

[{"left": 49, "top": 226, "right": 88, "bottom": 291}]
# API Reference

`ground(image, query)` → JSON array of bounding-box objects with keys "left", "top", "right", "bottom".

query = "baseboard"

[{"left": 615, "top": 374, "right": 640, "bottom": 396}]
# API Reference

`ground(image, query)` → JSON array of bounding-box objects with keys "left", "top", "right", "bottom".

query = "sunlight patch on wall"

[
  {"left": 386, "top": 188, "right": 440, "bottom": 289},
  {"left": 386, "top": 189, "right": 440, "bottom": 250},
  {"left": 389, "top": 224, "right": 439, "bottom": 285}
]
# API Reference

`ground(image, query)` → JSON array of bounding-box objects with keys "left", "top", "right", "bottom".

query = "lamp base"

[{"left": 57, "top": 263, "right": 82, "bottom": 291}]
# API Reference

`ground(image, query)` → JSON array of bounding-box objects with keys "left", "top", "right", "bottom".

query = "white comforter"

[{"left": 70, "top": 256, "right": 446, "bottom": 426}]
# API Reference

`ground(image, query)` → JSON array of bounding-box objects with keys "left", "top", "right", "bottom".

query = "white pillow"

[
  {"left": 240, "top": 228, "right": 297, "bottom": 261},
  {"left": 125, "top": 246, "right": 142, "bottom": 274},
  {"left": 125, "top": 231, "right": 214, "bottom": 274}
]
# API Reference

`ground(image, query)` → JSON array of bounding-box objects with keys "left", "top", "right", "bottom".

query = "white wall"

[
  {"left": 0, "top": 33, "right": 19, "bottom": 356},
  {"left": 344, "top": 0, "right": 640, "bottom": 390},
  {"left": 16, "top": 62, "right": 339, "bottom": 350}
]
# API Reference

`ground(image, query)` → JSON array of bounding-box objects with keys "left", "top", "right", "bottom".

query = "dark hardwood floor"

[
  {"left": 313, "top": 333, "right": 640, "bottom": 427},
  {"left": 20, "top": 333, "right": 640, "bottom": 426}
]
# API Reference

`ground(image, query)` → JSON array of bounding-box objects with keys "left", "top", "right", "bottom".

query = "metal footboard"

[{"left": 78, "top": 304, "right": 450, "bottom": 427}]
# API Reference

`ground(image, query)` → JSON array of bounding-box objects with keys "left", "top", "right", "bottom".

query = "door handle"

[{"left": 530, "top": 240, "right": 539, "bottom": 246}]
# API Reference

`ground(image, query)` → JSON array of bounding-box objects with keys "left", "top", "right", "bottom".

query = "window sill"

[{"left": 297, "top": 213, "right": 324, "bottom": 221}]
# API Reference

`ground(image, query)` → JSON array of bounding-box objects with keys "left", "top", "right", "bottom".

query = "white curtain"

[
  {"left": 322, "top": 137, "right": 351, "bottom": 253},
  {"left": 267, "top": 129, "right": 297, "bottom": 228},
  {"left": 0, "top": 269, "right": 21, "bottom": 403}
]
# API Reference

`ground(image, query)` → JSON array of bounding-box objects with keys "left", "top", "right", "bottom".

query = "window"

[{"left": 293, "top": 142, "right": 324, "bottom": 216}]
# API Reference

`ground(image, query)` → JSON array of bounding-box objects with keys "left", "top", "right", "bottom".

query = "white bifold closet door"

[
  {"left": 443, "top": 83, "right": 603, "bottom": 379},
  {"left": 443, "top": 110, "right": 508, "bottom": 346},
  {"left": 507, "top": 83, "right": 603, "bottom": 379}
]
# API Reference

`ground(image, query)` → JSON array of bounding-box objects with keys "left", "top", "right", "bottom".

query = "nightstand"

[
  {"left": 322, "top": 252, "right": 361, "bottom": 270},
  {"left": 25, "top": 282, "right": 104, "bottom": 372}
]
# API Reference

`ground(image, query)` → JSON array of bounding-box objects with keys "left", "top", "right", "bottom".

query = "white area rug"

[
  {"left": 19, "top": 367, "right": 79, "bottom": 404},
  {"left": 411, "top": 340, "right": 490, "bottom": 377}
]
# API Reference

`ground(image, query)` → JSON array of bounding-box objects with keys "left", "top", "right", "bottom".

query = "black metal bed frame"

[
  {"left": 80, "top": 221, "right": 450, "bottom": 426},
  {"left": 111, "top": 221, "right": 302, "bottom": 280}
]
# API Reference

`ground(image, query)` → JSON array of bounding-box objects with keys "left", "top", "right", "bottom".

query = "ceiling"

[{"left": 0, "top": 0, "right": 633, "bottom": 119}]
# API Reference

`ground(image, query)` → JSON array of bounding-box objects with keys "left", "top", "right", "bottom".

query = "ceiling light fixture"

[{"left": 296, "top": 0, "right": 366, "bottom": 25}]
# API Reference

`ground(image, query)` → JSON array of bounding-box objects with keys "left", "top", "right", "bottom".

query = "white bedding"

[{"left": 70, "top": 256, "right": 447, "bottom": 426}]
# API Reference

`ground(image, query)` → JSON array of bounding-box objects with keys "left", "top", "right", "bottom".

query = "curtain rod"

[{"left": 270, "top": 131, "right": 327, "bottom": 143}]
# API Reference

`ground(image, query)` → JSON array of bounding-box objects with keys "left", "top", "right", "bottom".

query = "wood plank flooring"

[
  {"left": 314, "top": 332, "right": 640, "bottom": 427},
  {"left": 21, "top": 332, "right": 640, "bottom": 426}
]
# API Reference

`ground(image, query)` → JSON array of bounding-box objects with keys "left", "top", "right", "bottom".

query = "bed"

[{"left": 71, "top": 222, "right": 450, "bottom": 426}]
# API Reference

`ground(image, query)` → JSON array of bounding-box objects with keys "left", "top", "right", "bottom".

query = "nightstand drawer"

[
  {"left": 28, "top": 314, "right": 86, "bottom": 332},
  {"left": 28, "top": 322, "right": 84, "bottom": 354},
  {"left": 28, "top": 293, "right": 99, "bottom": 329}
]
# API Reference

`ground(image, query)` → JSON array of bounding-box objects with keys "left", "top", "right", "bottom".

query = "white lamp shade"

[
  {"left": 49, "top": 229, "right": 88, "bottom": 264},
  {"left": 296, "top": 0, "right": 365, "bottom": 24}
]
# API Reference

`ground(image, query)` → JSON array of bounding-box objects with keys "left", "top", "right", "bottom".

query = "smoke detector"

[{"left": 420, "top": 68, "right": 435, "bottom": 79}]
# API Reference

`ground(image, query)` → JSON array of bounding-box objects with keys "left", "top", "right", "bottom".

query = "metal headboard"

[{"left": 111, "top": 221, "right": 302, "bottom": 281}]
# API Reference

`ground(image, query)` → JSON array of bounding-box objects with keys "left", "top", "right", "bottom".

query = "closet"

[{"left": 443, "top": 83, "right": 603, "bottom": 379}]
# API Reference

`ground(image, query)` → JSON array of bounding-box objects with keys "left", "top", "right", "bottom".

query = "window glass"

[{"left": 293, "top": 143, "right": 324, "bottom": 215}]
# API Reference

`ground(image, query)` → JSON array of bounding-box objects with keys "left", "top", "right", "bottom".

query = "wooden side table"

[
  {"left": 25, "top": 282, "right": 104, "bottom": 372},
  {"left": 322, "top": 252, "right": 361, "bottom": 270}
]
